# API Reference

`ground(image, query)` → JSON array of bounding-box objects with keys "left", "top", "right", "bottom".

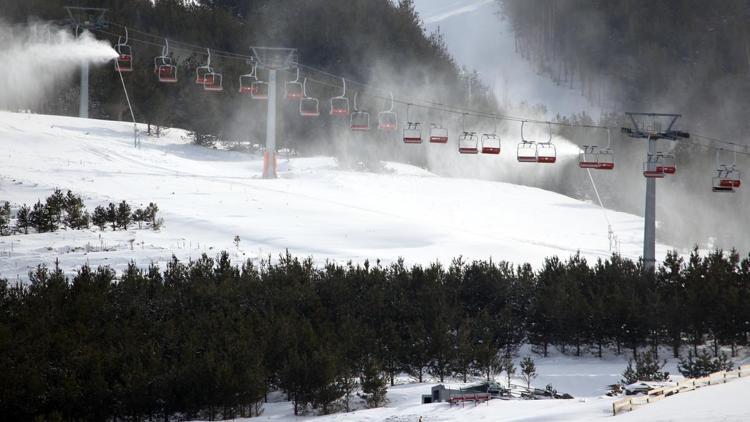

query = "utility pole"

[
  {"left": 250, "top": 47, "right": 297, "bottom": 179},
  {"left": 622, "top": 112, "right": 690, "bottom": 274},
  {"left": 65, "top": 6, "right": 108, "bottom": 119}
]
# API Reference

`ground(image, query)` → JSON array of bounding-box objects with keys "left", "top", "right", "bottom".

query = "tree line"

[
  {"left": 0, "top": 189, "right": 160, "bottom": 235},
  {"left": 1, "top": 249, "right": 748, "bottom": 420}
]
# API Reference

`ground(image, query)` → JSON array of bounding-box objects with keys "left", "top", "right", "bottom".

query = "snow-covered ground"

[
  {"left": 254, "top": 376, "right": 750, "bottom": 422},
  {"left": 0, "top": 111, "right": 666, "bottom": 280},
  {"left": 212, "top": 345, "right": 750, "bottom": 422}
]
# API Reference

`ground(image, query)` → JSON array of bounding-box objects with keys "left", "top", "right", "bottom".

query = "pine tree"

[
  {"left": 677, "top": 350, "right": 734, "bottom": 378},
  {"left": 45, "top": 188, "right": 65, "bottom": 225},
  {"left": 16, "top": 204, "right": 30, "bottom": 234},
  {"left": 29, "top": 200, "right": 55, "bottom": 233},
  {"left": 107, "top": 203, "right": 117, "bottom": 231},
  {"left": 145, "top": 202, "right": 160, "bottom": 229},
  {"left": 360, "top": 358, "right": 388, "bottom": 408},
  {"left": 132, "top": 208, "right": 144, "bottom": 229},
  {"left": 0, "top": 202, "right": 10, "bottom": 235},
  {"left": 472, "top": 311, "right": 501, "bottom": 382},
  {"left": 92, "top": 206, "right": 108, "bottom": 231},
  {"left": 452, "top": 318, "right": 475, "bottom": 383},
  {"left": 63, "top": 191, "right": 89, "bottom": 229},
  {"left": 621, "top": 352, "right": 668, "bottom": 384},
  {"left": 116, "top": 201, "right": 132, "bottom": 230},
  {"left": 520, "top": 356, "right": 537, "bottom": 391}
]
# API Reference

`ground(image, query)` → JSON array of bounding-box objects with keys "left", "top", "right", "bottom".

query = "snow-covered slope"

[
  {"left": 251, "top": 374, "right": 750, "bottom": 422},
  {"left": 0, "top": 111, "right": 666, "bottom": 279}
]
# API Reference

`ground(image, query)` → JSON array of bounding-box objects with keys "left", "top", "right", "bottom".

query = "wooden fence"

[{"left": 612, "top": 364, "right": 750, "bottom": 416}]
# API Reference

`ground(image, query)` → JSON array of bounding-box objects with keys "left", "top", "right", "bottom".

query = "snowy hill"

[{"left": 0, "top": 111, "right": 666, "bottom": 279}]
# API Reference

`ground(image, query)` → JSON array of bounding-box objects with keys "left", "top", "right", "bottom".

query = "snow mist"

[{"left": 0, "top": 21, "right": 118, "bottom": 110}]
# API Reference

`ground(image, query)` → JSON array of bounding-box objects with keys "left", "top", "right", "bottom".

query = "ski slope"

[{"left": 0, "top": 111, "right": 666, "bottom": 280}]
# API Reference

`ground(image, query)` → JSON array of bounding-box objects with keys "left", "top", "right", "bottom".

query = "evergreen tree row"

[
  {"left": 1, "top": 249, "right": 748, "bottom": 420},
  {"left": 1, "top": 189, "right": 160, "bottom": 235}
]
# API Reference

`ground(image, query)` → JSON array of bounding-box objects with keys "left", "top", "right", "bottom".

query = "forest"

[{"left": 1, "top": 250, "right": 748, "bottom": 420}]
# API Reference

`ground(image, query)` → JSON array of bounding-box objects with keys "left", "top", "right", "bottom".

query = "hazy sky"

[{"left": 412, "top": 0, "right": 597, "bottom": 117}]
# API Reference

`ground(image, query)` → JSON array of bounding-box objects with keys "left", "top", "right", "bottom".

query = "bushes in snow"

[
  {"left": 621, "top": 352, "right": 669, "bottom": 384},
  {"left": 520, "top": 357, "right": 537, "bottom": 391},
  {"left": 677, "top": 350, "right": 734, "bottom": 378},
  {"left": 1, "top": 189, "right": 161, "bottom": 235}
]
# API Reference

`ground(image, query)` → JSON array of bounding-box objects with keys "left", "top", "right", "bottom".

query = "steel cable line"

[{"left": 99, "top": 22, "right": 750, "bottom": 157}]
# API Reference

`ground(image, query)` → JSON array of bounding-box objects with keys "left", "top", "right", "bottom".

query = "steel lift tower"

[
  {"left": 250, "top": 47, "right": 297, "bottom": 179},
  {"left": 622, "top": 112, "right": 690, "bottom": 273},
  {"left": 65, "top": 6, "right": 108, "bottom": 119}
]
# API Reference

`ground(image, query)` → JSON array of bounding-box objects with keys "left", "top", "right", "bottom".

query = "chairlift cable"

[
  {"left": 99, "top": 21, "right": 750, "bottom": 158},
  {"left": 116, "top": 61, "right": 138, "bottom": 148}
]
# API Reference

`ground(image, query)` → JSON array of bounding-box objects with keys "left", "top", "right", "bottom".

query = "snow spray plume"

[{"left": 0, "top": 20, "right": 118, "bottom": 110}]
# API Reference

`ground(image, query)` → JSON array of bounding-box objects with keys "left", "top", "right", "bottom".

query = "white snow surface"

[
  {"left": 218, "top": 344, "right": 750, "bottom": 422},
  {"left": 236, "top": 342, "right": 750, "bottom": 422},
  {"left": 0, "top": 111, "right": 668, "bottom": 279},
  {"left": 254, "top": 375, "right": 750, "bottom": 422}
]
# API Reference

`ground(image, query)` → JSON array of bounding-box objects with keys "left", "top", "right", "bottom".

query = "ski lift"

[
  {"left": 154, "top": 38, "right": 177, "bottom": 83},
  {"left": 350, "top": 92, "right": 370, "bottom": 131},
  {"left": 481, "top": 134, "right": 500, "bottom": 154},
  {"left": 480, "top": 117, "right": 500, "bottom": 154},
  {"left": 643, "top": 153, "right": 667, "bottom": 178},
  {"left": 286, "top": 68, "right": 303, "bottom": 100},
  {"left": 238, "top": 65, "right": 257, "bottom": 94},
  {"left": 536, "top": 122, "right": 556, "bottom": 163},
  {"left": 402, "top": 104, "right": 422, "bottom": 144},
  {"left": 578, "top": 146, "right": 601, "bottom": 168},
  {"left": 203, "top": 71, "right": 223, "bottom": 92},
  {"left": 378, "top": 93, "right": 398, "bottom": 131},
  {"left": 238, "top": 64, "right": 268, "bottom": 99},
  {"left": 598, "top": 152, "right": 615, "bottom": 170},
  {"left": 661, "top": 154, "right": 676, "bottom": 174},
  {"left": 458, "top": 114, "right": 478, "bottom": 154},
  {"left": 580, "top": 129, "right": 613, "bottom": 168},
  {"left": 429, "top": 124, "right": 449, "bottom": 143},
  {"left": 114, "top": 28, "right": 133, "bottom": 73},
  {"left": 250, "top": 66, "right": 269, "bottom": 99},
  {"left": 712, "top": 150, "right": 741, "bottom": 192},
  {"left": 517, "top": 121, "right": 537, "bottom": 162},
  {"left": 299, "top": 78, "right": 320, "bottom": 117},
  {"left": 404, "top": 123, "right": 422, "bottom": 143},
  {"left": 713, "top": 166, "right": 741, "bottom": 192},
  {"left": 429, "top": 111, "right": 448, "bottom": 143},
  {"left": 195, "top": 48, "right": 214, "bottom": 85},
  {"left": 459, "top": 132, "right": 479, "bottom": 154},
  {"left": 330, "top": 78, "right": 350, "bottom": 117},
  {"left": 644, "top": 153, "right": 676, "bottom": 176}
]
